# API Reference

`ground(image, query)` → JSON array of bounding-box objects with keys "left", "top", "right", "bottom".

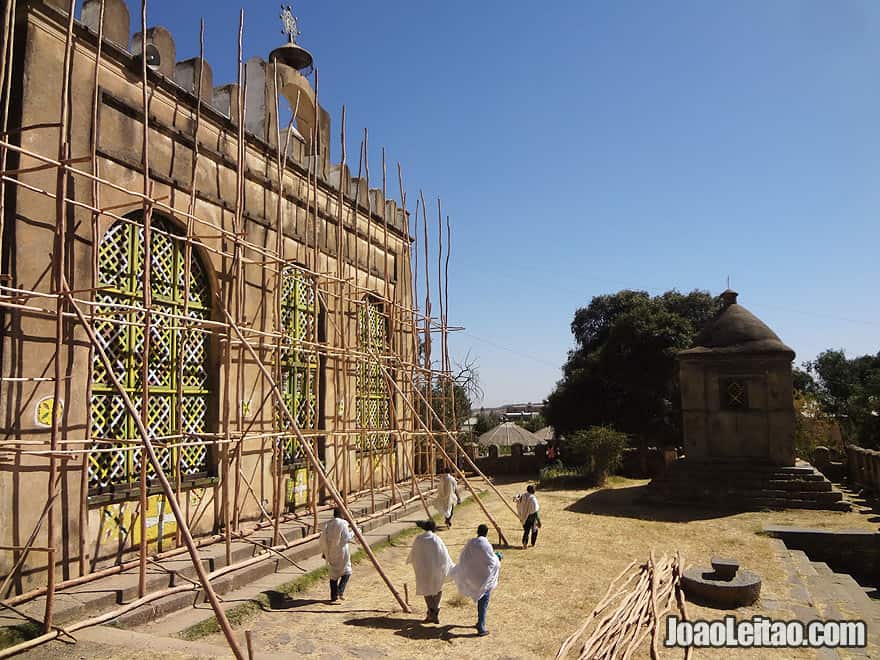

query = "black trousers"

[
  {"left": 424, "top": 592, "right": 442, "bottom": 615},
  {"left": 330, "top": 573, "right": 350, "bottom": 600},
  {"left": 522, "top": 513, "right": 539, "bottom": 546},
  {"left": 446, "top": 503, "right": 455, "bottom": 522}
]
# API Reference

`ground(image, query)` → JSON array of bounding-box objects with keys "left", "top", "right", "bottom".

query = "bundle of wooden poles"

[{"left": 555, "top": 551, "right": 691, "bottom": 660}]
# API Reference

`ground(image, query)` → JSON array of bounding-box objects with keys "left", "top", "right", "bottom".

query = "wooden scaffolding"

[{"left": 0, "top": 2, "right": 519, "bottom": 657}]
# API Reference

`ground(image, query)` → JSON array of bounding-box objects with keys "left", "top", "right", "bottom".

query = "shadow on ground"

[
  {"left": 256, "top": 590, "right": 386, "bottom": 615},
  {"left": 565, "top": 484, "right": 746, "bottom": 522},
  {"left": 842, "top": 485, "right": 880, "bottom": 524},
  {"left": 344, "top": 615, "right": 481, "bottom": 641}
]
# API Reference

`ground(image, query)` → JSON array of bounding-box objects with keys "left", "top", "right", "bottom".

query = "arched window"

[
  {"left": 89, "top": 215, "right": 212, "bottom": 494},
  {"left": 355, "top": 298, "right": 391, "bottom": 452},
  {"left": 278, "top": 264, "right": 319, "bottom": 467}
]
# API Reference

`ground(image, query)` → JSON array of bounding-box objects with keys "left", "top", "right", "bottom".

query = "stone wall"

[
  {"left": 765, "top": 526, "right": 880, "bottom": 586},
  {"left": 475, "top": 443, "right": 546, "bottom": 476},
  {"left": 0, "top": 0, "right": 416, "bottom": 589},
  {"left": 846, "top": 445, "right": 880, "bottom": 492}
]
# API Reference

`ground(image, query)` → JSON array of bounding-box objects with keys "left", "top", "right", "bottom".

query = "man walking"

[
  {"left": 406, "top": 519, "right": 455, "bottom": 624},
  {"left": 319, "top": 508, "right": 355, "bottom": 603},
  {"left": 451, "top": 524, "right": 500, "bottom": 636},
  {"left": 435, "top": 468, "right": 460, "bottom": 527},
  {"left": 515, "top": 484, "right": 541, "bottom": 549}
]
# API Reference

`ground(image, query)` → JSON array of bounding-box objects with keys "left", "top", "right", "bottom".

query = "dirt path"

[
  {"left": 26, "top": 477, "right": 875, "bottom": 659},
  {"left": 192, "top": 477, "right": 872, "bottom": 659}
]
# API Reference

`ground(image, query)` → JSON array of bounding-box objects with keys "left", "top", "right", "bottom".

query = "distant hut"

[
  {"left": 478, "top": 422, "right": 542, "bottom": 451},
  {"left": 534, "top": 426, "right": 555, "bottom": 444}
]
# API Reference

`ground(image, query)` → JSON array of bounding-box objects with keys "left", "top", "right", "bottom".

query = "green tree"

[
  {"left": 545, "top": 289, "right": 721, "bottom": 447},
  {"left": 793, "top": 367, "right": 817, "bottom": 395},
  {"left": 516, "top": 413, "right": 546, "bottom": 433},
  {"left": 564, "top": 426, "right": 628, "bottom": 485},
  {"left": 425, "top": 379, "right": 472, "bottom": 432},
  {"left": 793, "top": 390, "right": 838, "bottom": 458},
  {"left": 805, "top": 349, "right": 880, "bottom": 448},
  {"left": 522, "top": 413, "right": 547, "bottom": 433},
  {"left": 473, "top": 411, "right": 501, "bottom": 436}
]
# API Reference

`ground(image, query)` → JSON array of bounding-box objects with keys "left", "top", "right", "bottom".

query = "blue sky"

[{"left": 120, "top": 1, "right": 880, "bottom": 407}]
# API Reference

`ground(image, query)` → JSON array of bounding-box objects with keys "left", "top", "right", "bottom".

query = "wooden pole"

[
  {"left": 0, "top": 0, "right": 17, "bottom": 271},
  {"left": 405, "top": 374, "right": 521, "bottom": 525},
  {"left": 176, "top": 17, "right": 205, "bottom": 548},
  {"left": 136, "top": 0, "right": 153, "bottom": 600},
  {"left": 62, "top": 282, "right": 246, "bottom": 660},
  {"left": 377, "top": 363, "right": 510, "bottom": 546},
  {"left": 45, "top": 0, "right": 76, "bottom": 632},
  {"left": 221, "top": 307, "right": 410, "bottom": 612},
  {"left": 82, "top": 0, "right": 106, "bottom": 580}
]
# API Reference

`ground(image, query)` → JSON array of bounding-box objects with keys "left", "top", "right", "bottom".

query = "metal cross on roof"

[{"left": 280, "top": 4, "right": 301, "bottom": 44}]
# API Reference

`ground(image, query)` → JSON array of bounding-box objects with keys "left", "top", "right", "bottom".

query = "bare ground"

[{"left": 180, "top": 477, "right": 874, "bottom": 660}]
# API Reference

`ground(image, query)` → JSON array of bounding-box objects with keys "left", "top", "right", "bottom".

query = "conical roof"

[
  {"left": 477, "top": 422, "right": 543, "bottom": 447},
  {"left": 681, "top": 290, "right": 794, "bottom": 357}
]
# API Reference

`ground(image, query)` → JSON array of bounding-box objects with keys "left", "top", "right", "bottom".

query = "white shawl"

[
  {"left": 434, "top": 473, "right": 458, "bottom": 518},
  {"left": 406, "top": 531, "right": 455, "bottom": 596},
  {"left": 516, "top": 493, "right": 540, "bottom": 525},
  {"left": 318, "top": 517, "right": 354, "bottom": 579},
  {"left": 451, "top": 536, "right": 500, "bottom": 601}
]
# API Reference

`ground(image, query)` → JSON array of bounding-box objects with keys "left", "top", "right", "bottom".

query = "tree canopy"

[
  {"left": 803, "top": 349, "right": 880, "bottom": 449},
  {"left": 473, "top": 411, "right": 502, "bottom": 436},
  {"left": 544, "top": 289, "right": 721, "bottom": 445}
]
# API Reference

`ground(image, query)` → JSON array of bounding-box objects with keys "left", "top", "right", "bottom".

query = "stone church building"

[{"left": 0, "top": 0, "right": 425, "bottom": 593}]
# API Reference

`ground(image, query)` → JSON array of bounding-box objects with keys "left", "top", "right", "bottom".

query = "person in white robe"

[
  {"left": 435, "top": 470, "right": 460, "bottom": 527},
  {"left": 405, "top": 519, "right": 455, "bottom": 623},
  {"left": 450, "top": 524, "right": 500, "bottom": 636},
  {"left": 515, "top": 484, "right": 541, "bottom": 549},
  {"left": 318, "top": 508, "right": 355, "bottom": 602}
]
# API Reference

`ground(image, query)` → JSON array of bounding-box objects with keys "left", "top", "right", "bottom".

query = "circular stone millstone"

[{"left": 681, "top": 566, "right": 761, "bottom": 609}]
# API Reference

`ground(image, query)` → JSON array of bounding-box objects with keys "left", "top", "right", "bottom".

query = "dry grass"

[{"left": 197, "top": 478, "right": 874, "bottom": 659}]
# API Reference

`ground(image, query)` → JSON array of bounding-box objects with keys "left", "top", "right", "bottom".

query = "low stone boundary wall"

[
  {"left": 846, "top": 444, "right": 880, "bottom": 491},
  {"left": 764, "top": 526, "right": 880, "bottom": 586},
  {"left": 474, "top": 453, "right": 544, "bottom": 476}
]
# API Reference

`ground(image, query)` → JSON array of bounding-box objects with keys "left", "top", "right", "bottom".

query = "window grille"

[
  {"left": 278, "top": 265, "right": 318, "bottom": 467},
  {"left": 720, "top": 378, "right": 749, "bottom": 410},
  {"left": 355, "top": 298, "right": 391, "bottom": 452},
  {"left": 88, "top": 216, "right": 212, "bottom": 494}
]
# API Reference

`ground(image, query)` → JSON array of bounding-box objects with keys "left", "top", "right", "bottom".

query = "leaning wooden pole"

[
  {"left": 62, "top": 282, "right": 246, "bottom": 660},
  {"left": 45, "top": 0, "right": 76, "bottom": 632},
  {"left": 136, "top": 0, "right": 153, "bottom": 600},
  {"left": 222, "top": 308, "right": 411, "bottom": 612},
  {"left": 377, "top": 363, "right": 510, "bottom": 546},
  {"left": 406, "top": 374, "right": 521, "bottom": 524},
  {"left": 82, "top": 0, "right": 107, "bottom": 579},
  {"left": 0, "top": 0, "right": 18, "bottom": 270}
]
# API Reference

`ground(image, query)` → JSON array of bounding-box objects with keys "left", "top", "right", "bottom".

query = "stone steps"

[
  {"left": 649, "top": 460, "right": 850, "bottom": 511},
  {"left": 770, "top": 540, "right": 879, "bottom": 659}
]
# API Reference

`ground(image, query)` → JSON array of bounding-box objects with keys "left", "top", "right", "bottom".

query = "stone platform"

[
  {"left": 768, "top": 538, "right": 880, "bottom": 658},
  {"left": 1, "top": 478, "right": 443, "bottom": 634},
  {"left": 649, "top": 459, "right": 850, "bottom": 511}
]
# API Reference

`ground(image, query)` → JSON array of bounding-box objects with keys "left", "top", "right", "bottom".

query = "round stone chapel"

[
  {"left": 677, "top": 289, "right": 796, "bottom": 466},
  {"left": 651, "top": 290, "right": 847, "bottom": 510}
]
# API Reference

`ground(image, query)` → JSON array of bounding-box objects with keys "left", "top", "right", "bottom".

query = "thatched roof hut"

[{"left": 478, "top": 422, "right": 543, "bottom": 448}]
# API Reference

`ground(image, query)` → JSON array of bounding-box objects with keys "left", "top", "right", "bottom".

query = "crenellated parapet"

[
  {"left": 81, "top": 0, "right": 130, "bottom": 48},
  {"left": 61, "top": 0, "right": 409, "bottom": 236},
  {"left": 131, "top": 26, "right": 176, "bottom": 79},
  {"left": 175, "top": 57, "right": 213, "bottom": 104}
]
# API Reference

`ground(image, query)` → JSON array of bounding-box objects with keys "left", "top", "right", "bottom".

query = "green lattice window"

[
  {"left": 355, "top": 298, "right": 391, "bottom": 452},
  {"left": 278, "top": 265, "right": 318, "bottom": 467},
  {"left": 721, "top": 378, "right": 749, "bottom": 410},
  {"left": 89, "top": 215, "right": 213, "bottom": 495}
]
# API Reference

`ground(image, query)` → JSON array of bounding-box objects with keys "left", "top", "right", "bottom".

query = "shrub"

[{"left": 564, "top": 426, "right": 628, "bottom": 485}]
